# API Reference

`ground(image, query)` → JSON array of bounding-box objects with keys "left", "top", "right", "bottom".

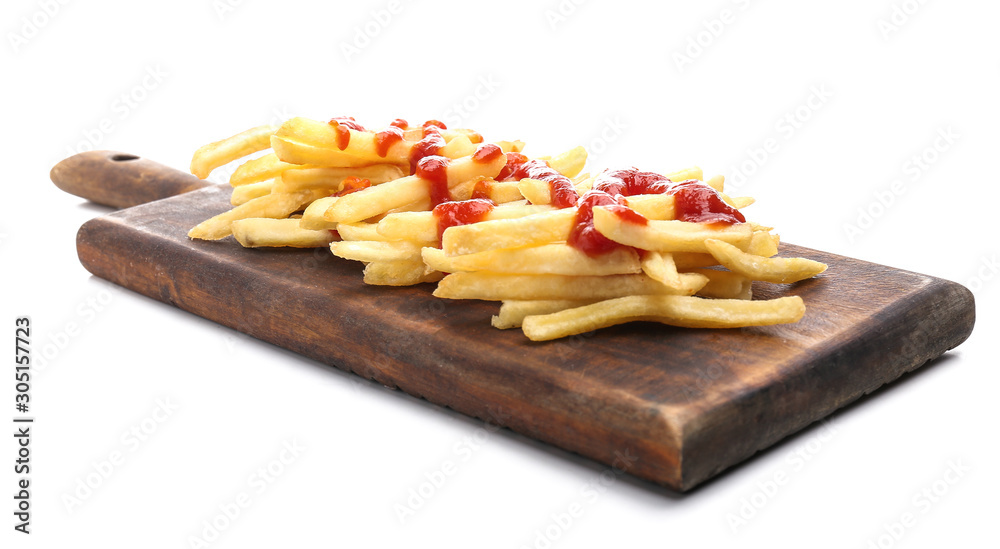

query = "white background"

[{"left": 2, "top": 0, "right": 998, "bottom": 547}]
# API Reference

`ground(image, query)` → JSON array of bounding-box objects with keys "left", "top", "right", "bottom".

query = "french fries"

[
  {"left": 188, "top": 190, "right": 324, "bottom": 240},
  {"left": 433, "top": 272, "right": 707, "bottom": 301},
  {"left": 232, "top": 218, "right": 338, "bottom": 248},
  {"left": 191, "top": 125, "right": 277, "bottom": 179},
  {"left": 521, "top": 295, "right": 806, "bottom": 341},
  {"left": 704, "top": 239, "right": 827, "bottom": 284},
  {"left": 188, "top": 115, "right": 827, "bottom": 340}
]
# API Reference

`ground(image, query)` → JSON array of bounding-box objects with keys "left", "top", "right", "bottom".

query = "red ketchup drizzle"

[
  {"left": 329, "top": 116, "right": 366, "bottom": 151},
  {"left": 335, "top": 176, "right": 371, "bottom": 197},
  {"left": 433, "top": 198, "right": 495, "bottom": 243},
  {"left": 416, "top": 156, "right": 451, "bottom": 207},
  {"left": 567, "top": 168, "right": 744, "bottom": 256},
  {"left": 594, "top": 168, "right": 672, "bottom": 197},
  {"left": 567, "top": 191, "right": 627, "bottom": 257},
  {"left": 471, "top": 178, "right": 493, "bottom": 200},
  {"left": 497, "top": 153, "right": 579, "bottom": 208},
  {"left": 472, "top": 143, "right": 502, "bottom": 164},
  {"left": 408, "top": 126, "right": 446, "bottom": 175},
  {"left": 374, "top": 126, "right": 404, "bottom": 158},
  {"left": 422, "top": 119, "right": 448, "bottom": 130},
  {"left": 669, "top": 180, "right": 745, "bottom": 224},
  {"left": 390, "top": 118, "right": 409, "bottom": 129}
]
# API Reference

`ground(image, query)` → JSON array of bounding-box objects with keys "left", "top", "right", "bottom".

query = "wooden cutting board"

[{"left": 51, "top": 150, "right": 976, "bottom": 491}]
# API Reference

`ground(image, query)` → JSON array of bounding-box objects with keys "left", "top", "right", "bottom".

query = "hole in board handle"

[{"left": 111, "top": 154, "right": 140, "bottom": 162}]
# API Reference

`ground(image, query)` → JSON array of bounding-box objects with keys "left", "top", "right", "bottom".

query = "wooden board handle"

[{"left": 51, "top": 150, "right": 215, "bottom": 209}]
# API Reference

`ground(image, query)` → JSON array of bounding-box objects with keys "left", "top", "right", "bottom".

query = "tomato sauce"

[
  {"left": 416, "top": 156, "right": 451, "bottom": 207},
  {"left": 471, "top": 177, "right": 493, "bottom": 200},
  {"left": 669, "top": 180, "right": 745, "bottom": 224},
  {"left": 568, "top": 168, "right": 744, "bottom": 256},
  {"left": 497, "top": 153, "right": 578, "bottom": 208},
  {"left": 472, "top": 143, "right": 502, "bottom": 164},
  {"left": 374, "top": 126, "right": 404, "bottom": 158},
  {"left": 409, "top": 127, "right": 446, "bottom": 175},
  {"left": 433, "top": 198, "right": 495, "bottom": 242},
  {"left": 329, "top": 116, "right": 365, "bottom": 151},
  {"left": 567, "top": 191, "right": 626, "bottom": 257},
  {"left": 335, "top": 176, "right": 371, "bottom": 197}
]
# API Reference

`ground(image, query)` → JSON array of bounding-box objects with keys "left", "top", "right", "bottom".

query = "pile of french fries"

[{"left": 188, "top": 116, "right": 826, "bottom": 341}]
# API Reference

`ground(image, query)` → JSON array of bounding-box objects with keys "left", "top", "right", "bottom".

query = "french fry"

[
  {"left": 433, "top": 272, "right": 707, "bottom": 301},
  {"left": 188, "top": 189, "right": 323, "bottom": 240},
  {"left": 438, "top": 134, "right": 476, "bottom": 159},
  {"left": 623, "top": 194, "right": 675, "bottom": 220},
  {"left": 573, "top": 172, "right": 595, "bottom": 194},
  {"left": 231, "top": 218, "right": 338, "bottom": 248},
  {"left": 592, "top": 207, "right": 753, "bottom": 253},
  {"left": 688, "top": 268, "right": 753, "bottom": 300},
  {"left": 665, "top": 166, "right": 703, "bottom": 182},
  {"left": 335, "top": 222, "right": 384, "bottom": 241},
  {"left": 271, "top": 117, "right": 409, "bottom": 167},
  {"left": 496, "top": 140, "right": 526, "bottom": 153},
  {"left": 364, "top": 260, "right": 442, "bottom": 286},
  {"left": 325, "top": 152, "right": 507, "bottom": 224},
  {"left": 229, "top": 153, "right": 297, "bottom": 187},
  {"left": 722, "top": 193, "right": 755, "bottom": 209},
  {"left": 706, "top": 174, "right": 725, "bottom": 192},
  {"left": 640, "top": 251, "right": 682, "bottom": 288},
  {"left": 422, "top": 244, "right": 641, "bottom": 276},
  {"left": 231, "top": 179, "right": 276, "bottom": 206},
  {"left": 272, "top": 134, "right": 391, "bottom": 168},
  {"left": 377, "top": 203, "right": 555, "bottom": 243},
  {"left": 673, "top": 252, "right": 719, "bottom": 269},
  {"left": 491, "top": 300, "right": 598, "bottom": 329},
  {"left": 703, "top": 239, "right": 827, "bottom": 283},
  {"left": 442, "top": 209, "right": 576, "bottom": 256},
  {"left": 300, "top": 196, "right": 338, "bottom": 230},
  {"left": 274, "top": 164, "right": 405, "bottom": 194},
  {"left": 472, "top": 179, "right": 524, "bottom": 204},
  {"left": 521, "top": 295, "right": 806, "bottom": 341},
  {"left": 191, "top": 125, "right": 277, "bottom": 179},
  {"left": 748, "top": 230, "right": 779, "bottom": 258},
  {"left": 330, "top": 240, "right": 424, "bottom": 263},
  {"left": 517, "top": 178, "right": 551, "bottom": 205},
  {"left": 271, "top": 117, "right": 485, "bottom": 168},
  {"left": 548, "top": 146, "right": 587, "bottom": 178}
]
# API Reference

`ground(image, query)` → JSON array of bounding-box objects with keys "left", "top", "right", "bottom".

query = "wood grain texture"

[
  {"left": 51, "top": 150, "right": 213, "bottom": 208},
  {"left": 62, "top": 160, "right": 976, "bottom": 491}
]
